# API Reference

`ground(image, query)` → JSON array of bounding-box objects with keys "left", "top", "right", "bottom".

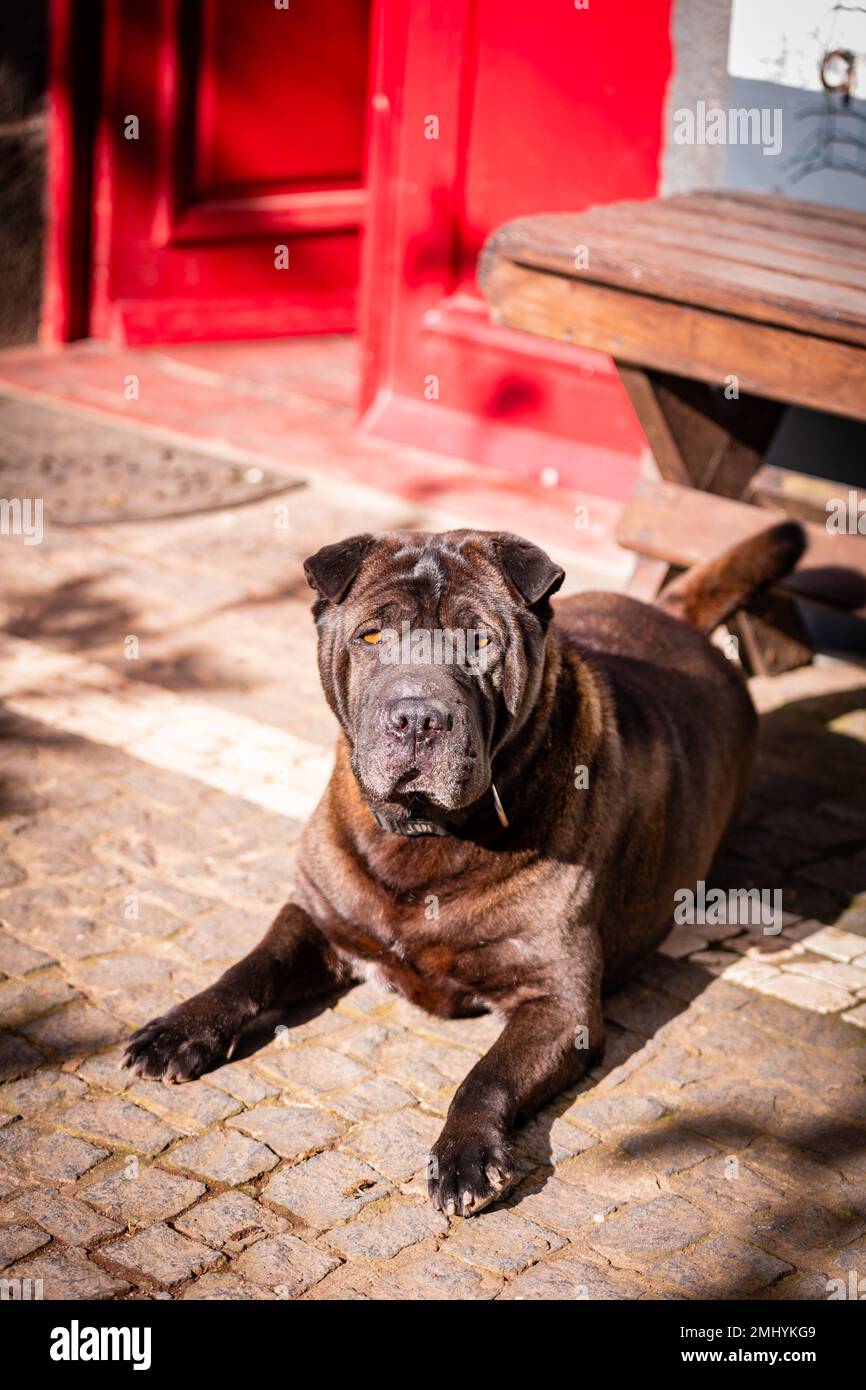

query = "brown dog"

[{"left": 125, "top": 520, "right": 805, "bottom": 1216}]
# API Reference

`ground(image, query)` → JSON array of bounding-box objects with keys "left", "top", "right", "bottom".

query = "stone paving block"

[
  {"left": 0, "top": 1033, "right": 45, "bottom": 1083},
  {"left": 586, "top": 1193, "right": 711, "bottom": 1269},
  {"left": 566, "top": 1092, "right": 667, "bottom": 1135},
  {"left": 515, "top": 1175, "right": 617, "bottom": 1236},
  {"left": 804, "top": 926, "right": 866, "bottom": 963},
  {"left": 76, "top": 1164, "right": 205, "bottom": 1226},
  {"left": 341, "top": 1107, "right": 442, "bottom": 1183},
  {"left": 738, "top": 1269, "right": 823, "bottom": 1301},
  {"left": 690, "top": 950, "right": 740, "bottom": 977},
  {"left": 785, "top": 955, "right": 866, "bottom": 993},
  {"left": 687, "top": 978, "right": 753, "bottom": 1014},
  {"left": 842, "top": 1003, "right": 866, "bottom": 1029},
  {"left": 0, "top": 934, "right": 55, "bottom": 977},
  {"left": 271, "top": 1007, "right": 347, "bottom": 1047},
  {"left": 751, "top": 1202, "right": 864, "bottom": 1268},
  {"left": 721, "top": 958, "right": 781, "bottom": 991},
  {"left": 109, "top": 985, "right": 187, "bottom": 1030},
  {"left": 603, "top": 983, "right": 683, "bottom": 1038},
  {"left": 264, "top": 1150, "right": 391, "bottom": 1229},
  {"left": 370, "top": 1252, "right": 503, "bottom": 1301},
  {"left": 741, "top": 1134, "right": 854, "bottom": 1204},
  {"left": 0, "top": 977, "right": 78, "bottom": 1028},
  {"left": 513, "top": 1112, "right": 599, "bottom": 1172},
  {"left": 23, "top": 1001, "right": 128, "bottom": 1053},
  {"left": 175, "top": 906, "right": 266, "bottom": 964},
  {"left": 824, "top": 1237, "right": 866, "bottom": 1283},
  {"left": 206, "top": 1062, "right": 279, "bottom": 1105},
  {"left": 5, "top": 823, "right": 96, "bottom": 878},
  {"left": 163, "top": 1130, "right": 278, "bottom": 1185},
  {"left": 624, "top": 1043, "right": 710, "bottom": 1096},
  {"left": 0, "top": 1068, "right": 86, "bottom": 1117},
  {"left": 649, "top": 1234, "right": 792, "bottom": 1298},
  {"left": 445, "top": 1207, "right": 566, "bottom": 1276},
  {"left": 761, "top": 972, "right": 855, "bottom": 1014},
  {"left": 620, "top": 1127, "right": 719, "bottom": 1177},
  {"left": 128, "top": 1079, "right": 242, "bottom": 1135},
  {"left": 556, "top": 1142, "right": 663, "bottom": 1205},
  {"left": 0, "top": 859, "right": 26, "bottom": 888},
  {"left": 389, "top": 999, "right": 503, "bottom": 1051},
  {"left": 324, "top": 1021, "right": 404, "bottom": 1066},
  {"left": 10, "top": 1248, "right": 129, "bottom": 1299},
  {"left": 227, "top": 1102, "right": 345, "bottom": 1159},
  {"left": 832, "top": 891, "right": 866, "bottom": 925},
  {"left": 180, "top": 1272, "right": 276, "bottom": 1300},
  {"left": 678, "top": 1066, "right": 814, "bottom": 1142},
  {"left": 0, "top": 882, "right": 79, "bottom": 931},
  {"left": 11, "top": 1189, "right": 120, "bottom": 1246},
  {"left": 100, "top": 1221, "right": 222, "bottom": 1287},
  {"left": 26, "top": 913, "right": 137, "bottom": 962},
  {"left": 59, "top": 1097, "right": 180, "bottom": 1155},
  {"left": 740, "top": 994, "right": 866, "bottom": 1053},
  {"left": 374, "top": 1034, "right": 473, "bottom": 1096},
  {"left": 75, "top": 1046, "right": 133, "bottom": 1092},
  {"left": 671, "top": 1152, "right": 784, "bottom": 1220},
  {"left": 500, "top": 1254, "right": 645, "bottom": 1300},
  {"left": 234, "top": 1231, "right": 339, "bottom": 1296},
  {"left": 327, "top": 1075, "right": 418, "bottom": 1122},
  {"left": 659, "top": 927, "right": 708, "bottom": 959},
  {"left": 256, "top": 1043, "right": 371, "bottom": 1095},
  {"left": 324, "top": 1198, "right": 446, "bottom": 1260},
  {"left": 0, "top": 1222, "right": 51, "bottom": 1268},
  {"left": 334, "top": 980, "right": 394, "bottom": 1018},
  {"left": 0, "top": 1120, "right": 108, "bottom": 1182},
  {"left": 69, "top": 953, "right": 178, "bottom": 1000},
  {"left": 589, "top": 1024, "right": 655, "bottom": 1083},
  {"left": 174, "top": 1190, "right": 288, "bottom": 1251}
]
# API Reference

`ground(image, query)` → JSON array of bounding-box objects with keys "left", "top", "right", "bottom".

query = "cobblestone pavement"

[{"left": 1, "top": 472, "right": 866, "bottom": 1301}]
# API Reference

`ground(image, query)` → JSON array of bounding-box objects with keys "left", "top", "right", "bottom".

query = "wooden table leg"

[{"left": 616, "top": 366, "right": 812, "bottom": 675}]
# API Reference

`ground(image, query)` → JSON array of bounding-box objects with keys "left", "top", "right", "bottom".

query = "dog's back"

[{"left": 551, "top": 520, "right": 806, "bottom": 982}]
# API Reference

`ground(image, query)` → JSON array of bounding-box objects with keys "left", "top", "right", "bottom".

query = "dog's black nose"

[{"left": 385, "top": 697, "right": 452, "bottom": 745}]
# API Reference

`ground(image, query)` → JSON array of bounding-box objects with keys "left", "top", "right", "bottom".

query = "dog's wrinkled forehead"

[{"left": 303, "top": 529, "right": 564, "bottom": 613}]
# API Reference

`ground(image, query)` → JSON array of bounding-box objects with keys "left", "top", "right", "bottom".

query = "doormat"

[{"left": 0, "top": 394, "right": 304, "bottom": 524}]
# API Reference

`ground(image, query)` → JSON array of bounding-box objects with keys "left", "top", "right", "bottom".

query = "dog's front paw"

[
  {"left": 123, "top": 995, "right": 238, "bottom": 1083},
  {"left": 428, "top": 1128, "right": 514, "bottom": 1217}
]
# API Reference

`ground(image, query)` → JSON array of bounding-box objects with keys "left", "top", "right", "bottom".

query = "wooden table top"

[
  {"left": 479, "top": 190, "right": 866, "bottom": 420},
  {"left": 481, "top": 190, "right": 866, "bottom": 348}
]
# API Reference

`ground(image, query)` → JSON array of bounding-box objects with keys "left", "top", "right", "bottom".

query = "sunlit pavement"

[{"left": 2, "top": 415, "right": 866, "bottom": 1300}]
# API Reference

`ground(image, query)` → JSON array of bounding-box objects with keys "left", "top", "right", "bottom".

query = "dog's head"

[{"left": 304, "top": 529, "right": 563, "bottom": 829}]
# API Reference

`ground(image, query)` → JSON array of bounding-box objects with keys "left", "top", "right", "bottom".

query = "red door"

[
  {"left": 359, "top": 0, "right": 673, "bottom": 497},
  {"left": 89, "top": 0, "right": 371, "bottom": 343}
]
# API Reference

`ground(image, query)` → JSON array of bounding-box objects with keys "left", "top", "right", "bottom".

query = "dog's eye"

[
  {"left": 477, "top": 634, "right": 490, "bottom": 648},
  {"left": 360, "top": 630, "right": 382, "bottom": 645}
]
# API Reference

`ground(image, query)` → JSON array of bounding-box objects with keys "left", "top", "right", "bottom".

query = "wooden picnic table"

[{"left": 479, "top": 190, "right": 866, "bottom": 674}]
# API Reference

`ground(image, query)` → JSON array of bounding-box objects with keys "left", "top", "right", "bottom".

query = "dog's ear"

[
  {"left": 304, "top": 534, "right": 374, "bottom": 602},
  {"left": 493, "top": 534, "right": 565, "bottom": 608}
]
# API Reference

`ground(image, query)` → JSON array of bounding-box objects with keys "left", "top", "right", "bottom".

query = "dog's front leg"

[
  {"left": 124, "top": 903, "right": 345, "bottom": 1082},
  {"left": 428, "top": 979, "right": 603, "bottom": 1217}
]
